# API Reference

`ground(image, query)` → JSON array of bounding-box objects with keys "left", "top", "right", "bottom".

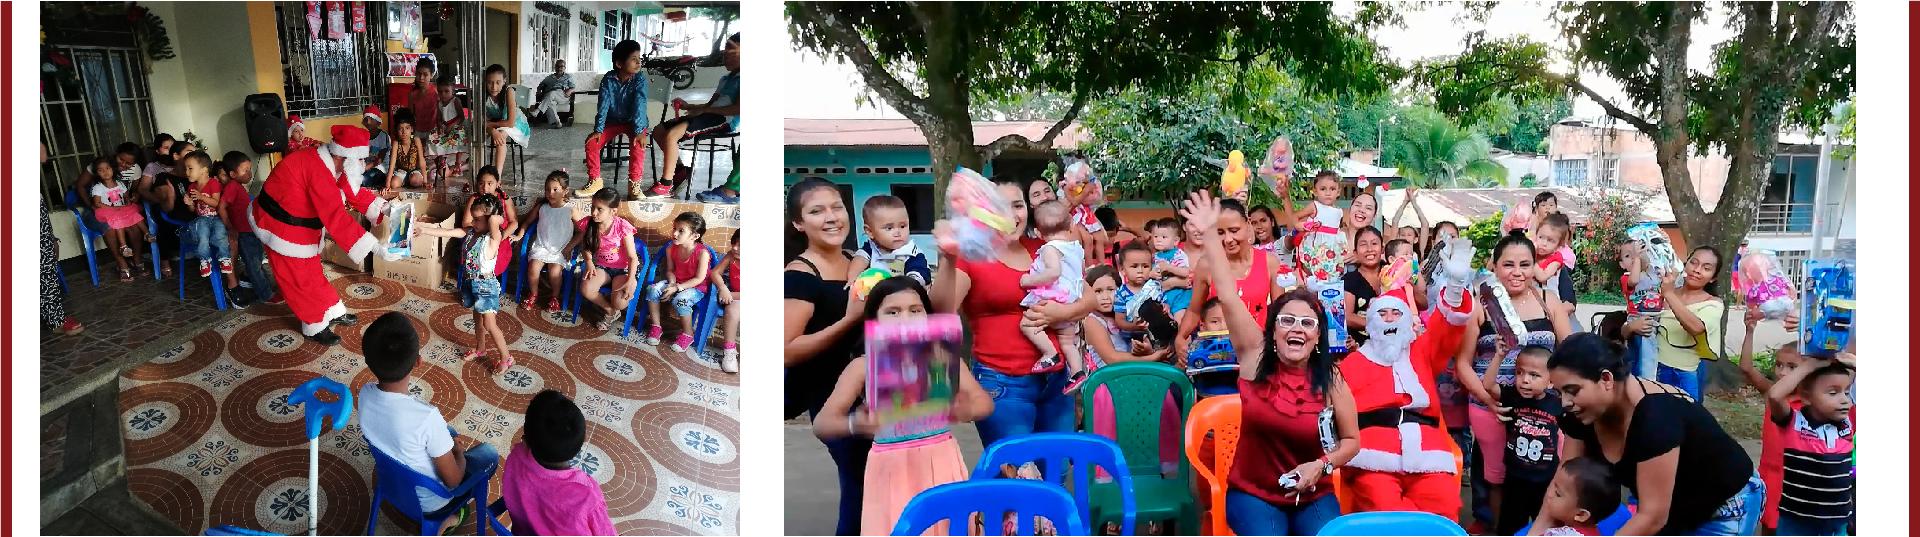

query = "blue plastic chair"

[
  {"left": 204, "top": 377, "right": 354, "bottom": 536},
  {"left": 1517, "top": 503, "right": 1633, "bottom": 536},
  {"left": 365, "top": 441, "right": 501, "bottom": 536},
  {"left": 148, "top": 202, "right": 229, "bottom": 310},
  {"left": 566, "top": 236, "right": 656, "bottom": 338},
  {"left": 62, "top": 189, "right": 112, "bottom": 287},
  {"left": 139, "top": 202, "right": 165, "bottom": 280},
  {"left": 892, "top": 479, "right": 1089, "bottom": 536},
  {"left": 509, "top": 224, "right": 581, "bottom": 310},
  {"left": 971, "top": 432, "right": 1137, "bottom": 535},
  {"left": 632, "top": 242, "right": 721, "bottom": 349},
  {"left": 1317, "top": 511, "right": 1468, "bottom": 536}
]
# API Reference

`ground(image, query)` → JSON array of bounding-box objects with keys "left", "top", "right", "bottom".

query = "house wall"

[
  {"left": 1546, "top": 123, "right": 1734, "bottom": 202},
  {"left": 486, "top": 5, "right": 519, "bottom": 80}
]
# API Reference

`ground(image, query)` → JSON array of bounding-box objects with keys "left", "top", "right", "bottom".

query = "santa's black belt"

[
  {"left": 255, "top": 193, "right": 323, "bottom": 229},
  {"left": 1358, "top": 407, "right": 1439, "bottom": 429}
]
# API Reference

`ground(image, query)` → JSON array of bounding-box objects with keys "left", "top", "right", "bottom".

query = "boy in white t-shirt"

[{"left": 357, "top": 312, "right": 499, "bottom": 513}]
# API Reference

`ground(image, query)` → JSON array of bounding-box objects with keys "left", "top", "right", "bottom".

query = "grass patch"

[{"left": 1704, "top": 386, "right": 1767, "bottom": 442}]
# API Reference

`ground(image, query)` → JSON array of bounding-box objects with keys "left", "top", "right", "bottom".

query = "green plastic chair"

[{"left": 1079, "top": 361, "right": 1198, "bottom": 534}]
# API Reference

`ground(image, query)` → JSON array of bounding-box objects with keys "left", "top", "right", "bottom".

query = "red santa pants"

[
  {"left": 585, "top": 123, "right": 647, "bottom": 183},
  {"left": 1346, "top": 468, "right": 1461, "bottom": 521},
  {"left": 266, "top": 250, "right": 345, "bottom": 336}
]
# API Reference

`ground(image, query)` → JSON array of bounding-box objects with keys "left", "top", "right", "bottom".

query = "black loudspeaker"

[{"left": 244, "top": 93, "right": 287, "bottom": 154}]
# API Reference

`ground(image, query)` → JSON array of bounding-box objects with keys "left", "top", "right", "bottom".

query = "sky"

[{"left": 781, "top": 2, "right": 1739, "bottom": 122}]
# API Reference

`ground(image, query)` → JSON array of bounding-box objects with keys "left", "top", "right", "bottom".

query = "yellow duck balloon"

[{"left": 1221, "top": 150, "right": 1251, "bottom": 196}]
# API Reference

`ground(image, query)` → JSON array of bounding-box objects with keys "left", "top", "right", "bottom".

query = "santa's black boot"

[
  {"left": 310, "top": 327, "right": 342, "bottom": 345},
  {"left": 331, "top": 313, "right": 359, "bottom": 327}
]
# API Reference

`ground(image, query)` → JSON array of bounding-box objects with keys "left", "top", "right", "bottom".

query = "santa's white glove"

[{"left": 1439, "top": 238, "right": 1476, "bottom": 310}]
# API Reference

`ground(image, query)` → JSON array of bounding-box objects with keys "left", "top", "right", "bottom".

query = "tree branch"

[
  {"left": 790, "top": 3, "right": 933, "bottom": 125},
  {"left": 981, "top": 65, "right": 1094, "bottom": 161},
  {"left": 1563, "top": 76, "right": 1658, "bottom": 134}
]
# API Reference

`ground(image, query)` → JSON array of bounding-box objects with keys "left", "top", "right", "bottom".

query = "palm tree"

[{"left": 1389, "top": 107, "right": 1508, "bottom": 189}]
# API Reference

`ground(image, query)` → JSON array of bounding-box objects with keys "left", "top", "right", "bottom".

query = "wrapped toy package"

[
  {"left": 864, "top": 314, "right": 964, "bottom": 443},
  {"left": 1800, "top": 259, "right": 1855, "bottom": 358},
  {"left": 382, "top": 202, "right": 415, "bottom": 260},
  {"left": 1477, "top": 279, "right": 1526, "bottom": 349},
  {"left": 1316, "top": 281, "right": 1349, "bottom": 355},
  {"left": 941, "top": 166, "right": 1018, "bottom": 261},
  {"left": 1060, "top": 157, "right": 1106, "bottom": 231},
  {"left": 1740, "top": 250, "right": 1797, "bottom": 319},
  {"left": 1220, "top": 150, "right": 1252, "bottom": 198},
  {"left": 1625, "top": 223, "right": 1681, "bottom": 289}
]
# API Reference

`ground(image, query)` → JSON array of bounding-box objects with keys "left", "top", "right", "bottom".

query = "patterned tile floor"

[
  {"left": 116, "top": 267, "right": 740, "bottom": 535},
  {"left": 42, "top": 270, "right": 233, "bottom": 396}
]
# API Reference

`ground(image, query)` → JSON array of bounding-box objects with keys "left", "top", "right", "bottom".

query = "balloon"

[{"left": 854, "top": 267, "right": 892, "bottom": 300}]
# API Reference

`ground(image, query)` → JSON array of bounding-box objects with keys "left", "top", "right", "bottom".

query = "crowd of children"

[{"left": 788, "top": 147, "right": 1853, "bottom": 535}]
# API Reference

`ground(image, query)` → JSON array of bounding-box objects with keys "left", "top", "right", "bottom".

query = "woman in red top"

[
  {"left": 930, "top": 175, "right": 1097, "bottom": 448},
  {"left": 1179, "top": 198, "right": 1282, "bottom": 352},
  {"left": 1184, "top": 191, "right": 1360, "bottom": 535}
]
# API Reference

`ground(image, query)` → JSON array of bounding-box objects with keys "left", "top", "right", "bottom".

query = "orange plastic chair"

[
  {"left": 1184, "top": 395, "right": 1242, "bottom": 536},
  {"left": 1330, "top": 410, "right": 1465, "bottom": 515}
]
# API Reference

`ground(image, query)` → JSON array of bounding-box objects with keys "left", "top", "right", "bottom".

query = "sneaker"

[
  {"left": 230, "top": 293, "right": 252, "bottom": 309},
  {"left": 573, "top": 177, "right": 605, "bottom": 198},
  {"left": 1062, "top": 370, "right": 1089, "bottom": 395},
  {"left": 198, "top": 260, "right": 213, "bottom": 278},
  {"left": 721, "top": 347, "right": 739, "bottom": 373},
  {"left": 670, "top": 334, "right": 693, "bottom": 355},
  {"left": 694, "top": 186, "right": 738, "bottom": 204},
  {"left": 644, "top": 325, "right": 663, "bottom": 346},
  {"left": 647, "top": 181, "right": 673, "bottom": 198},
  {"left": 59, "top": 317, "right": 85, "bottom": 336},
  {"left": 1029, "top": 353, "right": 1061, "bottom": 373},
  {"left": 218, "top": 258, "right": 234, "bottom": 274}
]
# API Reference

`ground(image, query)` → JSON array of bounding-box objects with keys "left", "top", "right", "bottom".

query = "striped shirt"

[{"left": 1776, "top": 410, "right": 1854, "bottom": 520}]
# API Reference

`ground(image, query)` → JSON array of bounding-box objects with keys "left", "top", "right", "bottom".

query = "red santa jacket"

[
  {"left": 1338, "top": 289, "right": 1472, "bottom": 474},
  {"left": 249, "top": 146, "right": 390, "bottom": 261}
]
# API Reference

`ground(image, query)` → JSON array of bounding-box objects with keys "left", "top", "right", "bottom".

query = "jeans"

[
  {"left": 1629, "top": 334, "right": 1661, "bottom": 379},
  {"left": 422, "top": 440, "right": 501, "bottom": 513},
  {"left": 1225, "top": 489, "right": 1341, "bottom": 536},
  {"left": 646, "top": 281, "right": 706, "bottom": 317},
  {"left": 1775, "top": 514, "right": 1849, "bottom": 536},
  {"left": 1684, "top": 473, "right": 1766, "bottom": 536},
  {"left": 461, "top": 277, "right": 503, "bottom": 314},
  {"left": 971, "top": 363, "right": 1077, "bottom": 448},
  {"left": 1657, "top": 363, "right": 1703, "bottom": 402},
  {"left": 235, "top": 233, "right": 277, "bottom": 299},
  {"left": 808, "top": 407, "right": 872, "bottom": 536},
  {"left": 185, "top": 216, "right": 230, "bottom": 262}
]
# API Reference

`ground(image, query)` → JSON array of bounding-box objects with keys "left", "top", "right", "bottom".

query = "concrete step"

[{"left": 42, "top": 477, "right": 187, "bottom": 535}]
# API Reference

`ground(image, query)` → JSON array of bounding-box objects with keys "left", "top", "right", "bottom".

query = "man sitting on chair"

[
  {"left": 650, "top": 33, "right": 740, "bottom": 202},
  {"left": 532, "top": 59, "right": 576, "bottom": 129}
]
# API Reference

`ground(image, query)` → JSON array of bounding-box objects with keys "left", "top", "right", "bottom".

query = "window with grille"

[
  {"left": 577, "top": 12, "right": 597, "bottom": 68},
  {"left": 1597, "top": 157, "right": 1620, "bottom": 186},
  {"left": 603, "top": 10, "right": 623, "bottom": 49},
  {"left": 1554, "top": 159, "right": 1588, "bottom": 186},
  {"left": 275, "top": 2, "right": 387, "bottom": 118},
  {"left": 530, "top": 4, "right": 568, "bottom": 71}
]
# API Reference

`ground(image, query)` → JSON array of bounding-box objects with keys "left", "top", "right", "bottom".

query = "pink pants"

[
  {"left": 585, "top": 123, "right": 646, "bottom": 183},
  {"left": 1469, "top": 404, "right": 1508, "bottom": 484}
]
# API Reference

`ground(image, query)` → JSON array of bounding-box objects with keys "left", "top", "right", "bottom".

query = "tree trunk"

[{"left": 915, "top": 2, "right": 975, "bottom": 219}]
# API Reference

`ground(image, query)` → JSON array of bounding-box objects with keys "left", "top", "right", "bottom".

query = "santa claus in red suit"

[
  {"left": 250, "top": 124, "right": 399, "bottom": 345},
  {"left": 1335, "top": 241, "right": 1477, "bottom": 519}
]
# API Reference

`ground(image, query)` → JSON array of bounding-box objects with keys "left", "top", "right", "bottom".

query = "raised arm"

[{"left": 1180, "top": 191, "right": 1263, "bottom": 358}]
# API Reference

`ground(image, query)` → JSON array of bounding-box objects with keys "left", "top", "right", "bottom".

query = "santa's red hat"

[
  {"left": 1369, "top": 285, "right": 1415, "bottom": 318},
  {"left": 287, "top": 114, "right": 306, "bottom": 135},
  {"left": 362, "top": 106, "right": 384, "bottom": 124}
]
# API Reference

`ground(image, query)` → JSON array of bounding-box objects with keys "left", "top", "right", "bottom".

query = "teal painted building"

[{"left": 784, "top": 118, "right": 1077, "bottom": 253}]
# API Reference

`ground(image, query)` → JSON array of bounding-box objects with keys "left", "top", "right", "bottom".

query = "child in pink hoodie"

[{"left": 502, "top": 390, "right": 616, "bottom": 535}]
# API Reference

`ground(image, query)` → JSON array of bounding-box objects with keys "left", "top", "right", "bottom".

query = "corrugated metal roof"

[
  {"left": 1376, "top": 186, "right": 1676, "bottom": 227},
  {"left": 785, "top": 118, "right": 1086, "bottom": 149}
]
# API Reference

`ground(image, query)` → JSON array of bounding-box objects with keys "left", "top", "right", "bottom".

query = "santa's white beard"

[
  {"left": 1361, "top": 314, "right": 1416, "bottom": 358},
  {"left": 340, "top": 155, "right": 365, "bottom": 188}
]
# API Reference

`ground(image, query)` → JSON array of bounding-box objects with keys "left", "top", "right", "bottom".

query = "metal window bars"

[
  {"left": 40, "top": 45, "right": 158, "bottom": 209},
  {"left": 275, "top": 1, "right": 387, "bottom": 119}
]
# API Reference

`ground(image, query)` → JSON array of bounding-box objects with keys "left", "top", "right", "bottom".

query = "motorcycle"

[{"left": 640, "top": 38, "right": 699, "bottom": 90}]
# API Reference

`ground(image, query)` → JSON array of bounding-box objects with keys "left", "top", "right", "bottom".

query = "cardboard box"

[
  {"left": 371, "top": 253, "right": 450, "bottom": 290},
  {"left": 372, "top": 200, "right": 460, "bottom": 261},
  {"left": 321, "top": 238, "right": 369, "bottom": 273}
]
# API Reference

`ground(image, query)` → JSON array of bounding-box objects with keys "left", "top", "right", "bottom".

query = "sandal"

[
  {"left": 490, "top": 353, "right": 516, "bottom": 374},
  {"left": 520, "top": 295, "right": 539, "bottom": 310},
  {"left": 459, "top": 349, "right": 484, "bottom": 362},
  {"left": 119, "top": 268, "right": 134, "bottom": 282},
  {"left": 120, "top": 245, "right": 134, "bottom": 258},
  {"left": 596, "top": 317, "right": 617, "bottom": 331},
  {"left": 546, "top": 298, "right": 561, "bottom": 313}
]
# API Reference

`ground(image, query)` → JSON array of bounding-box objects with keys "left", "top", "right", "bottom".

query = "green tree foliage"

[
  {"left": 1409, "top": 2, "right": 1852, "bottom": 393},
  {"left": 1389, "top": 107, "right": 1508, "bottom": 189},
  {"left": 1484, "top": 95, "right": 1572, "bottom": 154},
  {"left": 787, "top": 2, "right": 1393, "bottom": 215},
  {"left": 1078, "top": 61, "right": 1347, "bottom": 208}
]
